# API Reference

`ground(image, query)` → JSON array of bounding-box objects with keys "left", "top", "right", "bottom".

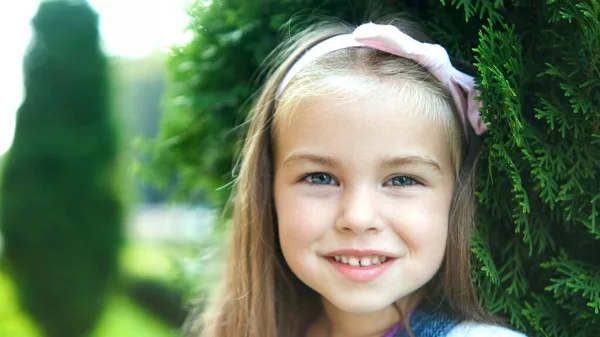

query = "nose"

[{"left": 336, "top": 185, "right": 382, "bottom": 234}]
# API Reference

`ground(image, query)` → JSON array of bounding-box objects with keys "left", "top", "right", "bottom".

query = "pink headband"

[{"left": 276, "top": 23, "right": 488, "bottom": 135}]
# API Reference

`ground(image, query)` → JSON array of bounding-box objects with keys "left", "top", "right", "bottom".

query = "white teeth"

[{"left": 333, "top": 255, "right": 390, "bottom": 267}]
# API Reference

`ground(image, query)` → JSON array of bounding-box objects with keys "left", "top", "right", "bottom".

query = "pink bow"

[{"left": 277, "top": 23, "right": 488, "bottom": 135}]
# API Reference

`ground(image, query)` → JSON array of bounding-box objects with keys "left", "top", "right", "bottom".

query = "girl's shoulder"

[{"left": 447, "top": 322, "right": 528, "bottom": 337}]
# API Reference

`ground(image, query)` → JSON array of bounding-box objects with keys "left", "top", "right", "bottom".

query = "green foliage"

[
  {"left": 153, "top": 0, "right": 600, "bottom": 335},
  {"left": 471, "top": 1, "right": 600, "bottom": 335},
  {"left": 0, "top": 1, "right": 124, "bottom": 337}
]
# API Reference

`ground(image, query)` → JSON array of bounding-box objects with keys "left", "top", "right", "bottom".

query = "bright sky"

[{"left": 0, "top": 0, "right": 192, "bottom": 156}]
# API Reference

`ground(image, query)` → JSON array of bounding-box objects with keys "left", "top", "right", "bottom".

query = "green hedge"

[
  {"left": 151, "top": 1, "right": 600, "bottom": 336},
  {"left": 0, "top": 1, "right": 124, "bottom": 337}
]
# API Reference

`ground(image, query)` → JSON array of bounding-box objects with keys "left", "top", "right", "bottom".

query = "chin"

[{"left": 324, "top": 292, "right": 396, "bottom": 314}]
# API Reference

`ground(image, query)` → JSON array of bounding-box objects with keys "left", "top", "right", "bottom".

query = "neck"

[{"left": 312, "top": 299, "right": 402, "bottom": 337}]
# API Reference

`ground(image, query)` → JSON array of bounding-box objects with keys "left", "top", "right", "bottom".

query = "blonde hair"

[{"left": 188, "top": 18, "right": 498, "bottom": 337}]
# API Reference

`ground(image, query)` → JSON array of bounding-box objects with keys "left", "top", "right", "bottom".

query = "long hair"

[{"left": 188, "top": 17, "right": 499, "bottom": 337}]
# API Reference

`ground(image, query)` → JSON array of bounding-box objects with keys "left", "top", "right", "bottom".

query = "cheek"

[
  {"left": 388, "top": 192, "right": 451, "bottom": 255},
  {"left": 274, "top": 181, "right": 336, "bottom": 253}
]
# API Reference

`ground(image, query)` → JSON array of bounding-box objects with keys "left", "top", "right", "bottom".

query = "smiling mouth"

[
  {"left": 325, "top": 255, "right": 396, "bottom": 282},
  {"left": 331, "top": 255, "right": 391, "bottom": 267}
]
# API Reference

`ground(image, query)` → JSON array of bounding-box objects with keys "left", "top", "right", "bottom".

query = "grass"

[
  {"left": 0, "top": 270, "right": 41, "bottom": 337},
  {"left": 0, "top": 241, "right": 183, "bottom": 337},
  {"left": 120, "top": 242, "right": 178, "bottom": 282},
  {"left": 92, "top": 293, "right": 180, "bottom": 337}
]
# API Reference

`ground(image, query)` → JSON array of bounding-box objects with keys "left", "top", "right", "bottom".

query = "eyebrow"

[
  {"left": 380, "top": 155, "right": 441, "bottom": 172},
  {"left": 282, "top": 152, "right": 441, "bottom": 172},
  {"left": 283, "top": 152, "right": 340, "bottom": 168}
]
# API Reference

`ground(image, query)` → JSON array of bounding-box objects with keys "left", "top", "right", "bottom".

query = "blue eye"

[
  {"left": 388, "top": 176, "right": 418, "bottom": 187},
  {"left": 304, "top": 173, "right": 336, "bottom": 185}
]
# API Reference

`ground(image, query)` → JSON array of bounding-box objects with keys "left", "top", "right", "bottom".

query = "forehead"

[
  {"left": 274, "top": 71, "right": 455, "bottom": 133},
  {"left": 273, "top": 88, "right": 454, "bottom": 173}
]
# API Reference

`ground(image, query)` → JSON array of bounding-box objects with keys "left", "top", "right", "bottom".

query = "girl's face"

[{"left": 273, "top": 88, "right": 455, "bottom": 314}]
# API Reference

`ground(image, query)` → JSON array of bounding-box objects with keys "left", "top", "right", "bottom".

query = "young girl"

[{"left": 189, "top": 18, "right": 529, "bottom": 337}]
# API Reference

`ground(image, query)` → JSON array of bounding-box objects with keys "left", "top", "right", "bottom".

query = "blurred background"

[{"left": 0, "top": 1, "right": 217, "bottom": 336}]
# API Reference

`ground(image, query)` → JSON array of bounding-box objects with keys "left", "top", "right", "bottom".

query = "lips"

[
  {"left": 323, "top": 249, "right": 397, "bottom": 283},
  {"left": 333, "top": 254, "right": 388, "bottom": 266},
  {"left": 324, "top": 249, "right": 398, "bottom": 260}
]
